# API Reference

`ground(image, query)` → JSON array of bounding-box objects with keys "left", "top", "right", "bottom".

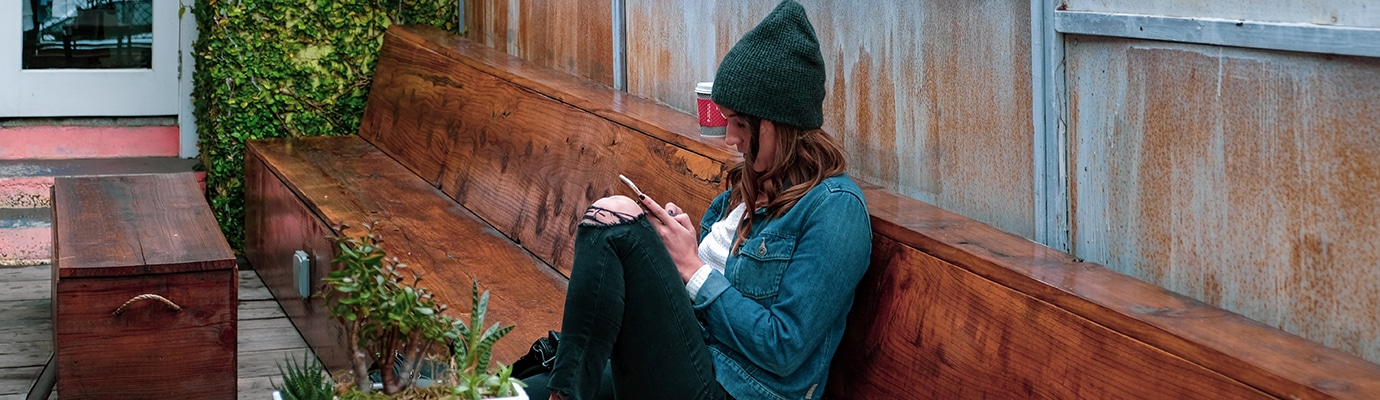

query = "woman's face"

[{"left": 720, "top": 106, "right": 776, "bottom": 172}]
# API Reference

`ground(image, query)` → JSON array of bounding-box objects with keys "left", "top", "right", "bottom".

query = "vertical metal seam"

[
  {"left": 1032, "top": 0, "right": 1048, "bottom": 247},
  {"left": 507, "top": 0, "right": 520, "bottom": 55},
  {"left": 457, "top": 0, "right": 466, "bottom": 35},
  {"left": 611, "top": 0, "right": 628, "bottom": 91},
  {"left": 1047, "top": 0, "right": 1071, "bottom": 253},
  {"left": 1033, "top": 0, "right": 1071, "bottom": 252}
]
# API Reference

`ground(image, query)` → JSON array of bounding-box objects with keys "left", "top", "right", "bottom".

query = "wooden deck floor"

[{"left": 0, "top": 265, "right": 318, "bottom": 399}]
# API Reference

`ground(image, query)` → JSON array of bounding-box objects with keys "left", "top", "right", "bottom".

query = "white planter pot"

[
  {"left": 493, "top": 382, "right": 529, "bottom": 400},
  {"left": 273, "top": 382, "right": 525, "bottom": 400},
  {"left": 271, "top": 390, "right": 340, "bottom": 400}
]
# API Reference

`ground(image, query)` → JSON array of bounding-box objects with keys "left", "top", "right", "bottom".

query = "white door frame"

[{"left": 1, "top": 0, "right": 181, "bottom": 117}]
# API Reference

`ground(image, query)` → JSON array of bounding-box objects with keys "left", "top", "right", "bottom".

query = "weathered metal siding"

[
  {"left": 627, "top": 0, "right": 1036, "bottom": 238},
  {"left": 465, "top": 0, "right": 615, "bottom": 86},
  {"left": 1067, "top": 36, "right": 1380, "bottom": 363},
  {"left": 1064, "top": 0, "right": 1380, "bottom": 28}
]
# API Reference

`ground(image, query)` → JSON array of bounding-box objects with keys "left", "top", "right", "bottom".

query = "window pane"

[{"left": 22, "top": 0, "right": 153, "bottom": 69}]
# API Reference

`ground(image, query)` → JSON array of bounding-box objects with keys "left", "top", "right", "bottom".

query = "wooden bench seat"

[
  {"left": 245, "top": 24, "right": 1380, "bottom": 399},
  {"left": 246, "top": 135, "right": 569, "bottom": 364}
]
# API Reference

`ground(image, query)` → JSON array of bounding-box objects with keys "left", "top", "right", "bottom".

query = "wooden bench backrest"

[
  {"left": 358, "top": 25, "right": 738, "bottom": 276},
  {"left": 827, "top": 186, "right": 1380, "bottom": 399}
]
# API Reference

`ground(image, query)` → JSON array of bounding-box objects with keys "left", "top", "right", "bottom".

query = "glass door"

[{"left": 2, "top": 0, "right": 179, "bottom": 117}]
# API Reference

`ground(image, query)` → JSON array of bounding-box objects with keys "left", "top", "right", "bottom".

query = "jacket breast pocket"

[{"left": 730, "top": 233, "right": 797, "bottom": 299}]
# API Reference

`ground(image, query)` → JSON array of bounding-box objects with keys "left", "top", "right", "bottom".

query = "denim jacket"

[{"left": 694, "top": 174, "right": 871, "bottom": 400}]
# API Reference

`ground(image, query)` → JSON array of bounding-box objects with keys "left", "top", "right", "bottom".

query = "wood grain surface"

[
  {"left": 51, "top": 173, "right": 238, "bottom": 399},
  {"left": 52, "top": 173, "right": 234, "bottom": 278},
  {"left": 389, "top": 25, "right": 738, "bottom": 166},
  {"left": 55, "top": 270, "right": 237, "bottom": 399},
  {"left": 434, "top": 57, "right": 724, "bottom": 276},
  {"left": 248, "top": 137, "right": 570, "bottom": 364},
  {"left": 827, "top": 235, "right": 1267, "bottom": 399},
  {"left": 245, "top": 155, "right": 353, "bottom": 371},
  {"left": 358, "top": 48, "right": 455, "bottom": 187},
  {"left": 362, "top": 26, "right": 735, "bottom": 276},
  {"left": 857, "top": 185, "right": 1380, "bottom": 399},
  {"left": 463, "top": 0, "right": 614, "bottom": 86}
]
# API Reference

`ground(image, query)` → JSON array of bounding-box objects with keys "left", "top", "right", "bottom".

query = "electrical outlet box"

[{"left": 293, "top": 250, "right": 311, "bottom": 298}]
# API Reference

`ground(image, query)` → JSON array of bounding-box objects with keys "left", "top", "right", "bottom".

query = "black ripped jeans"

[{"left": 529, "top": 206, "right": 731, "bottom": 400}]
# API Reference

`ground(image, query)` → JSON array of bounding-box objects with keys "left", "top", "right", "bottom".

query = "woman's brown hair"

[{"left": 725, "top": 114, "right": 847, "bottom": 253}]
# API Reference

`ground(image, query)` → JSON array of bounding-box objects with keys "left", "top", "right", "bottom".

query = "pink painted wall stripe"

[
  {"left": 0, "top": 226, "right": 51, "bottom": 265},
  {"left": 0, "top": 177, "right": 54, "bottom": 208},
  {"left": 0, "top": 173, "right": 204, "bottom": 208},
  {"left": 0, "top": 125, "right": 179, "bottom": 159}
]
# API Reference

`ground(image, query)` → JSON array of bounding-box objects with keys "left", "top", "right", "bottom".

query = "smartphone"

[{"left": 618, "top": 174, "right": 645, "bottom": 197}]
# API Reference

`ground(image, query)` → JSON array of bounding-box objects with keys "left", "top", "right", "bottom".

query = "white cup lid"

[{"left": 695, "top": 82, "right": 714, "bottom": 95}]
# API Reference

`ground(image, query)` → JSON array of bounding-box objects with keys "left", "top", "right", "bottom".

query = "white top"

[
  {"left": 686, "top": 203, "right": 748, "bottom": 297},
  {"left": 695, "top": 81, "right": 715, "bottom": 95}
]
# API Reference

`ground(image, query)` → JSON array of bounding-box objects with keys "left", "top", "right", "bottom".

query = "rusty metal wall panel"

[
  {"left": 1064, "top": 0, "right": 1380, "bottom": 28},
  {"left": 1067, "top": 36, "right": 1380, "bottom": 363},
  {"left": 627, "top": 0, "right": 1036, "bottom": 238},
  {"left": 465, "top": 0, "right": 615, "bottom": 86}
]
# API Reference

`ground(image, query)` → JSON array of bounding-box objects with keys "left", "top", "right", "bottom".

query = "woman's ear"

[
  {"left": 759, "top": 119, "right": 776, "bottom": 139},
  {"left": 751, "top": 119, "right": 779, "bottom": 172}
]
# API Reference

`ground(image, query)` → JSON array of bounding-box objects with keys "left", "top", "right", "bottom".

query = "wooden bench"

[
  {"left": 243, "top": 24, "right": 735, "bottom": 369},
  {"left": 245, "top": 25, "right": 1380, "bottom": 399}
]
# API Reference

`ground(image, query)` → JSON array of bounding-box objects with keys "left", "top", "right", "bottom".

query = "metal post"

[
  {"left": 1032, "top": 0, "right": 1070, "bottom": 252},
  {"left": 611, "top": 0, "right": 628, "bottom": 91},
  {"left": 457, "top": 0, "right": 466, "bottom": 35}
]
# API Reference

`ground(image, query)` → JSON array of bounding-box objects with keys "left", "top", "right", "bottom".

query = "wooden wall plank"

[{"left": 465, "top": 0, "right": 614, "bottom": 86}]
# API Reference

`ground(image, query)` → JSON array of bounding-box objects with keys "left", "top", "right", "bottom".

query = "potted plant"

[
  {"left": 271, "top": 352, "right": 334, "bottom": 400},
  {"left": 445, "top": 281, "right": 524, "bottom": 400},
  {"left": 318, "top": 223, "right": 526, "bottom": 399}
]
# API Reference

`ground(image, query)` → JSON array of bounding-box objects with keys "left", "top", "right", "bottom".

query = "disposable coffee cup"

[{"left": 695, "top": 82, "right": 726, "bottom": 137}]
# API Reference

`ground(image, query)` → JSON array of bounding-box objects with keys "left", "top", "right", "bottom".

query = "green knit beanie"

[{"left": 712, "top": 0, "right": 826, "bottom": 130}]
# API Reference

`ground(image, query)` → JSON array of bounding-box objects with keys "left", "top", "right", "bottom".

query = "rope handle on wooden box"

[{"left": 112, "top": 294, "right": 182, "bottom": 316}]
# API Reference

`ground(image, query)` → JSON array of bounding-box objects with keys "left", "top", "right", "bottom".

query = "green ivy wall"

[{"left": 192, "top": 0, "right": 458, "bottom": 251}]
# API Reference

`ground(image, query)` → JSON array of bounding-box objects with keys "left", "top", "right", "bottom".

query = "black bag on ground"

[{"left": 511, "top": 330, "right": 560, "bottom": 379}]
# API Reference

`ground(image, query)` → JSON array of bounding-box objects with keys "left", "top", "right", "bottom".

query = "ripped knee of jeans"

[{"left": 581, "top": 196, "right": 643, "bottom": 227}]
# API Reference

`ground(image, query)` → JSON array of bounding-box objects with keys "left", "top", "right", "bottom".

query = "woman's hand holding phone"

[{"left": 621, "top": 174, "right": 701, "bottom": 282}]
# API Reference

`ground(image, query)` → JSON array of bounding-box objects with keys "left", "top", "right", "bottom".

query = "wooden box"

[{"left": 52, "top": 173, "right": 237, "bottom": 399}]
